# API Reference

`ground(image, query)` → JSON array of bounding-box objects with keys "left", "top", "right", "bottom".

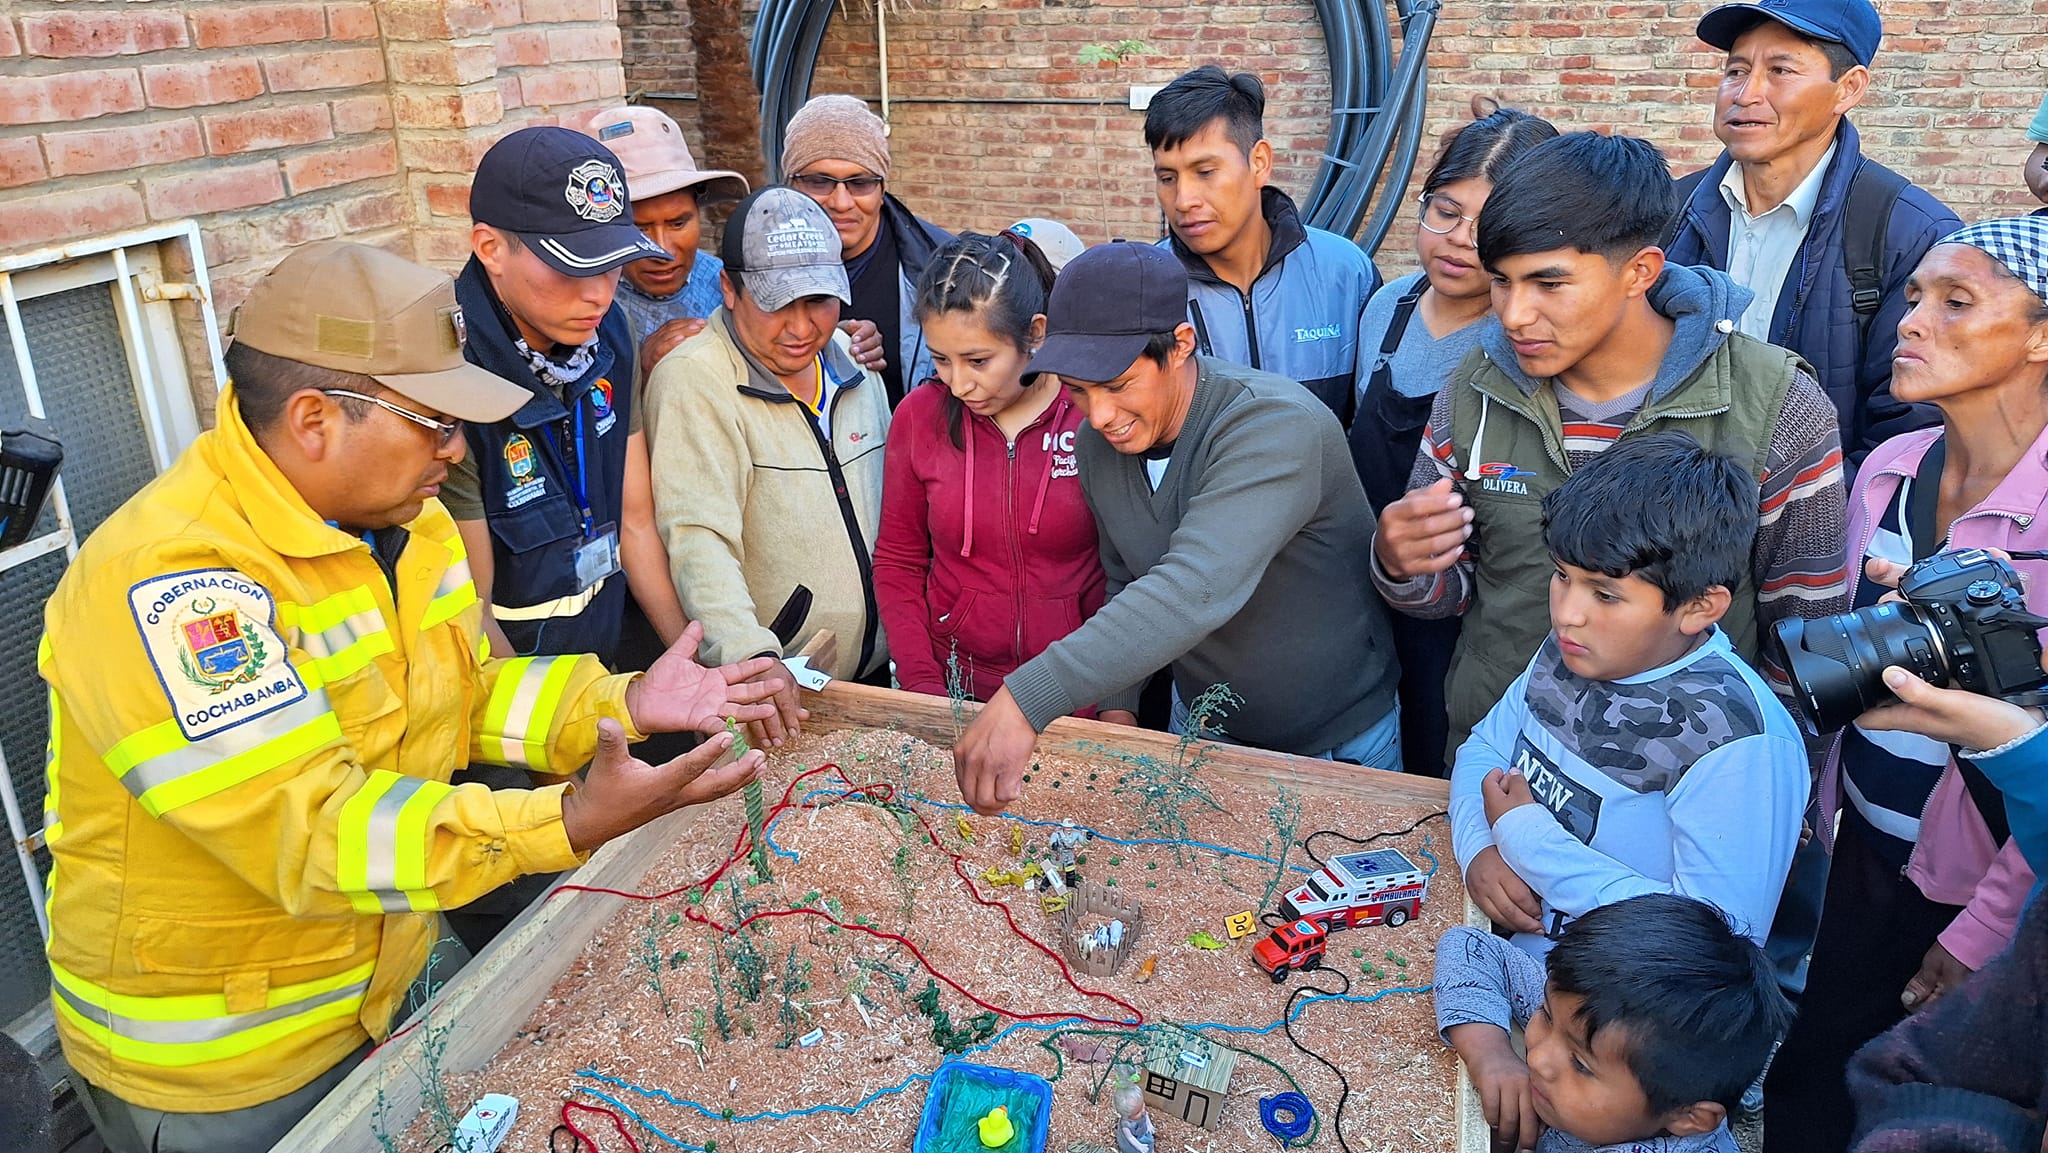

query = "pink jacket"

[{"left": 1821, "top": 425, "right": 2044, "bottom": 969}]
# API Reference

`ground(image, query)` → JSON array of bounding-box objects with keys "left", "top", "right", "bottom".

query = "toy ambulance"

[{"left": 1276, "top": 848, "right": 1427, "bottom": 931}]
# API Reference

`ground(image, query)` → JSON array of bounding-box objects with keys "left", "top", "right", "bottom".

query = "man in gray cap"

[
  {"left": 644, "top": 186, "right": 893, "bottom": 686},
  {"left": 953, "top": 241, "right": 1402, "bottom": 816},
  {"left": 40, "top": 241, "right": 781, "bottom": 1152}
]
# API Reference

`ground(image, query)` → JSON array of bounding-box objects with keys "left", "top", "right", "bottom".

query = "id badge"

[{"left": 573, "top": 522, "right": 620, "bottom": 590}]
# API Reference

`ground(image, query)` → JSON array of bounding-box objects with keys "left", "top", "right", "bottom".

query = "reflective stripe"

[
  {"left": 49, "top": 957, "right": 373, "bottom": 1068},
  {"left": 335, "top": 772, "right": 452, "bottom": 914},
  {"left": 280, "top": 587, "right": 394, "bottom": 684},
  {"left": 478, "top": 656, "right": 577, "bottom": 771},
  {"left": 422, "top": 570, "right": 478, "bottom": 631},
  {"left": 492, "top": 577, "right": 604, "bottom": 623},
  {"left": 42, "top": 686, "right": 62, "bottom": 849},
  {"left": 103, "top": 693, "right": 344, "bottom": 817}
]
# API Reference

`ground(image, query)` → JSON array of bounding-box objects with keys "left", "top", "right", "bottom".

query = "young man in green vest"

[{"left": 1370, "top": 130, "right": 1849, "bottom": 769}]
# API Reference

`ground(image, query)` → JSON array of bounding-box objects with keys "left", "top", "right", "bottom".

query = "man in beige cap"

[
  {"left": 783, "top": 93, "right": 952, "bottom": 407},
  {"left": 39, "top": 241, "right": 784, "bottom": 1153}
]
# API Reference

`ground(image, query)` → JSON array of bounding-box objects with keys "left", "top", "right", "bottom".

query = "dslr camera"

[{"left": 1768, "top": 548, "right": 2048, "bottom": 734}]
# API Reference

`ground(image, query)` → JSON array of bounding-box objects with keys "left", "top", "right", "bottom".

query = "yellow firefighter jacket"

[{"left": 38, "top": 386, "right": 642, "bottom": 1111}]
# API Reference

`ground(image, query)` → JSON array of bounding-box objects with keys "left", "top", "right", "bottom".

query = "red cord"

[
  {"left": 559, "top": 1099, "right": 644, "bottom": 1152},
  {"left": 554, "top": 761, "right": 1146, "bottom": 1027}
]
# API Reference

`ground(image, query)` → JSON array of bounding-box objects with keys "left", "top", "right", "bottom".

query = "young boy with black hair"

[
  {"left": 1450, "top": 433, "right": 1808, "bottom": 954},
  {"left": 1146, "top": 65, "right": 1379, "bottom": 422},
  {"left": 1436, "top": 892, "right": 1796, "bottom": 1153}
]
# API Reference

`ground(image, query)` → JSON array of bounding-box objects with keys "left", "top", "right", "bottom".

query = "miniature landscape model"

[{"left": 382, "top": 690, "right": 1468, "bottom": 1153}]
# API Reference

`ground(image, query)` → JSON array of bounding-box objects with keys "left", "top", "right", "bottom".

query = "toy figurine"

[
  {"left": 1113, "top": 1083, "right": 1155, "bottom": 1153},
  {"left": 1048, "top": 818, "right": 1089, "bottom": 883}
]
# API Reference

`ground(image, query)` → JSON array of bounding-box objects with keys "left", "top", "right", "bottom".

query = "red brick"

[
  {"left": 330, "top": 94, "right": 393, "bottom": 134},
  {"left": 0, "top": 68, "right": 145, "bottom": 126},
  {"left": 190, "top": 4, "right": 327, "bottom": 50},
  {"left": 396, "top": 132, "right": 493, "bottom": 173},
  {"left": 142, "top": 59, "right": 265, "bottom": 109},
  {"left": 487, "top": 0, "right": 522, "bottom": 25},
  {"left": 0, "top": 20, "right": 19, "bottom": 58},
  {"left": 422, "top": 178, "right": 471, "bottom": 217},
  {"left": 144, "top": 162, "right": 287, "bottom": 218},
  {"left": 283, "top": 138, "right": 398, "bottom": 193},
  {"left": 520, "top": 67, "right": 602, "bottom": 108},
  {"left": 339, "top": 187, "right": 408, "bottom": 232},
  {"left": 392, "top": 89, "right": 503, "bottom": 130},
  {"left": 497, "top": 75, "right": 522, "bottom": 112},
  {"left": 0, "top": 184, "right": 148, "bottom": 248},
  {"left": 0, "top": 137, "right": 46, "bottom": 189},
  {"left": 520, "top": 0, "right": 606, "bottom": 22},
  {"left": 326, "top": 3, "right": 379, "bottom": 40},
  {"left": 45, "top": 118, "right": 205, "bottom": 177},
  {"left": 19, "top": 11, "right": 187, "bottom": 59},
  {"left": 249, "top": 202, "right": 341, "bottom": 249},
  {"left": 496, "top": 30, "right": 549, "bottom": 68},
  {"left": 263, "top": 46, "right": 385, "bottom": 93},
  {"left": 379, "top": 0, "right": 494, "bottom": 40},
  {"left": 544, "top": 25, "right": 619, "bottom": 62},
  {"left": 203, "top": 104, "right": 335, "bottom": 154}
]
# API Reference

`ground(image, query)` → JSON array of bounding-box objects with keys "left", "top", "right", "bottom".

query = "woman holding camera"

[{"left": 1765, "top": 217, "right": 2048, "bottom": 1153}]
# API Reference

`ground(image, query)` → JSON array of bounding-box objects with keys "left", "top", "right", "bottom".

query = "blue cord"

[
  {"left": 1259, "top": 1091, "right": 1315, "bottom": 1146},
  {"left": 573, "top": 1088, "right": 710, "bottom": 1152}
]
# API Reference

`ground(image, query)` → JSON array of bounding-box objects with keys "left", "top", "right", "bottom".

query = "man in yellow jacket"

[{"left": 39, "top": 241, "right": 790, "bottom": 1153}]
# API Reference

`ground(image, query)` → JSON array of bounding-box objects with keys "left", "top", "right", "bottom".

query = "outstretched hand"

[
  {"left": 625, "top": 621, "right": 787, "bottom": 736},
  {"left": 561, "top": 719, "right": 766, "bottom": 853},
  {"left": 954, "top": 686, "right": 1039, "bottom": 815}
]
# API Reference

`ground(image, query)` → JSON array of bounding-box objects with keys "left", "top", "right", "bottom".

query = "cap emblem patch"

[{"left": 565, "top": 159, "right": 625, "bottom": 223}]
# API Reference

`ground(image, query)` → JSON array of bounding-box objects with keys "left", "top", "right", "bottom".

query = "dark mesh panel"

[{"left": 0, "top": 283, "right": 166, "bottom": 1025}]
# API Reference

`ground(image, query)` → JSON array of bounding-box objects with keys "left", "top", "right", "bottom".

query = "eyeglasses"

[
  {"left": 790, "top": 173, "right": 886, "bottom": 198},
  {"left": 1418, "top": 192, "right": 1480, "bottom": 236},
  {"left": 321, "top": 389, "right": 464, "bottom": 448}
]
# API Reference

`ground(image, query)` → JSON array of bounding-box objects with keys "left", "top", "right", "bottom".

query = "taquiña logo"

[
  {"left": 1292, "top": 324, "right": 1342, "bottom": 343},
  {"left": 564, "top": 159, "right": 624, "bottom": 223}
]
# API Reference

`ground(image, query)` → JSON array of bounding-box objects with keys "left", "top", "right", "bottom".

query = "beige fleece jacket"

[{"left": 643, "top": 310, "right": 890, "bottom": 680}]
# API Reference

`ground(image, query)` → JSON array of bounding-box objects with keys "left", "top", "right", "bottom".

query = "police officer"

[{"left": 40, "top": 242, "right": 785, "bottom": 1153}]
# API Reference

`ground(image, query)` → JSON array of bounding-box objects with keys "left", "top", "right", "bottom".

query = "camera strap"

[{"left": 1907, "top": 436, "right": 2015, "bottom": 846}]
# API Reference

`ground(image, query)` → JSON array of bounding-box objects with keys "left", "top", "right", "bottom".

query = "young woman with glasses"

[{"left": 1348, "top": 106, "right": 1558, "bottom": 776}]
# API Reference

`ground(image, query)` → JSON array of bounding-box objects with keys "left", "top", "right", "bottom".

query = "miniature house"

[{"left": 1140, "top": 1024, "right": 1238, "bottom": 1130}]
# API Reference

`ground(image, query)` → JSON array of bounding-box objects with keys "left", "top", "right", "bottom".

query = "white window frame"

[{"left": 0, "top": 220, "right": 225, "bottom": 941}]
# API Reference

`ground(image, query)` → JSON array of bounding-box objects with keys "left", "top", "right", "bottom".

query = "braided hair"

[{"left": 912, "top": 230, "right": 1058, "bottom": 449}]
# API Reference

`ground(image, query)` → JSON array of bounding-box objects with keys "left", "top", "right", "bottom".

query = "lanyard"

[{"left": 548, "top": 402, "right": 595, "bottom": 537}]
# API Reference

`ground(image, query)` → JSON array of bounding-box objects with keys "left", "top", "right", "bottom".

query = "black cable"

[
  {"left": 752, "top": 0, "right": 1436, "bottom": 257},
  {"left": 1281, "top": 968, "right": 1359, "bottom": 1153},
  {"left": 1301, "top": 810, "right": 1446, "bottom": 867}
]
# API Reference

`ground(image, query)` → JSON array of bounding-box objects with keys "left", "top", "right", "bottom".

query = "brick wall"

[
  {"left": 636, "top": 0, "right": 2046, "bottom": 259},
  {"left": 0, "top": 0, "right": 630, "bottom": 367}
]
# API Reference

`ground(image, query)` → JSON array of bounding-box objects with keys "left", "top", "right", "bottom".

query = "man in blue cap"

[
  {"left": 951, "top": 242, "right": 1402, "bottom": 815},
  {"left": 1666, "top": 0, "right": 1958, "bottom": 468}
]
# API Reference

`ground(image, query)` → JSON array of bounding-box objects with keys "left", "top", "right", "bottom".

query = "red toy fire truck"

[{"left": 1276, "top": 848, "right": 1428, "bottom": 932}]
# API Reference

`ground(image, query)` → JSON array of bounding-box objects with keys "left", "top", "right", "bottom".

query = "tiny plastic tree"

[
  {"left": 730, "top": 717, "right": 772, "bottom": 882},
  {"left": 1259, "top": 785, "right": 1303, "bottom": 912}
]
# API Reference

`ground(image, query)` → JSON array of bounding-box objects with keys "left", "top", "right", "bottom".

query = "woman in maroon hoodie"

[{"left": 874, "top": 231, "right": 1106, "bottom": 707}]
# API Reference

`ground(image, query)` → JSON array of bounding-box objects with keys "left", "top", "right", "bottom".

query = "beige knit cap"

[{"left": 781, "top": 94, "right": 890, "bottom": 181}]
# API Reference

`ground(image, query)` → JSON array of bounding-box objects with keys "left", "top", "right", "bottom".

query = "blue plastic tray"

[{"left": 912, "top": 1060, "right": 1052, "bottom": 1153}]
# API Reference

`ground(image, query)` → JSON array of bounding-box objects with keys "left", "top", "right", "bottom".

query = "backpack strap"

[
  {"left": 1661, "top": 168, "right": 1713, "bottom": 251},
  {"left": 1840, "top": 159, "right": 1909, "bottom": 342}
]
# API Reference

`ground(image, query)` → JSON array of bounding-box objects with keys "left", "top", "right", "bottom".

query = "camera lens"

[{"left": 1767, "top": 602, "right": 1946, "bottom": 733}]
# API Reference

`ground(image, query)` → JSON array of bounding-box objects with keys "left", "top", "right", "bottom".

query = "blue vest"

[{"left": 454, "top": 259, "right": 635, "bottom": 662}]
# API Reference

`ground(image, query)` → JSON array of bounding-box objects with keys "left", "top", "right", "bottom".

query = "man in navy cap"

[
  {"left": 1666, "top": 0, "right": 1958, "bottom": 467},
  {"left": 952, "top": 242, "right": 1402, "bottom": 815},
  {"left": 439, "top": 128, "right": 795, "bottom": 952}
]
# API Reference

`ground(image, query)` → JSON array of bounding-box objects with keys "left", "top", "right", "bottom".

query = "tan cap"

[
  {"left": 583, "top": 106, "right": 749, "bottom": 204},
  {"left": 230, "top": 242, "right": 528, "bottom": 423}
]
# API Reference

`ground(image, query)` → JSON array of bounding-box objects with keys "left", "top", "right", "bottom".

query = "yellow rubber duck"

[{"left": 977, "top": 1105, "right": 1014, "bottom": 1147}]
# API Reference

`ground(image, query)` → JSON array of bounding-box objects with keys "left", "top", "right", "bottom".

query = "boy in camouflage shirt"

[{"left": 1450, "top": 434, "right": 1808, "bottom": 957}]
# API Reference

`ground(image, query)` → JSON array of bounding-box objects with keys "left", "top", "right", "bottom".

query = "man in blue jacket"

[
  {"left": 1147, "top": 66, "right": 1380, "bottom": 425},
  {"left": 1665, "top": 0, "right": 1959, "bottom": 467}
]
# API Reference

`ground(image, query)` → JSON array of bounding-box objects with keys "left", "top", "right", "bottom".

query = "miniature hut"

[
  {"left": 1054, "top": 880, "right": 1145, "bottom": 978},
  {"left": 1139, "top": 1024, "right": 1238, "bottom": 1130}
]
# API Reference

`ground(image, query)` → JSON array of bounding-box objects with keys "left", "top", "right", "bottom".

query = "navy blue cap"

[
  {"left": 469, "top": 126, "right": 666, "bottom": 277},
  {"left": 1696, "top": 0, "right": 1882, "bottom": 67},
  {"left": 1029, "top": 242, "right": 1189, "bottom": 385}
]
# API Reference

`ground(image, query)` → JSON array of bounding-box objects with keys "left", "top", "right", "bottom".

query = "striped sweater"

[{"left": 1377, "top": 345, "right": 1848, "bottom": 691}]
